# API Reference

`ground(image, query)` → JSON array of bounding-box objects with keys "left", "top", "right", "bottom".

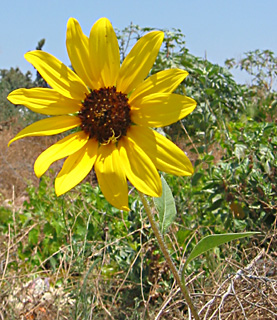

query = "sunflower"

[{"left": 8, "top": 18, "right": 196, "bottom": 211}]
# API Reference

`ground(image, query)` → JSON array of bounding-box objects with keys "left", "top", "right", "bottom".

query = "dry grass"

[
  {"left": 0, "top": 220, "right": 276, "bottom": 319},
  {"left": 196, "top": 246, "right": 277, "bottom": 319},
  {"left": 0, "top": 126, "right": 61, "bottom": 200},
  {"left": 0, "top": 127, "right": 276, "bottom": 319}
]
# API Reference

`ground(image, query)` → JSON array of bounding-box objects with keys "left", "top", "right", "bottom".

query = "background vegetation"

[{"left": 0, "top": 25, "right": 276, "bottom": 319}]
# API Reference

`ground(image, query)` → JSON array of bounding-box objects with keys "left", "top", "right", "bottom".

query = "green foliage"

[
  {"left": 1, "top": 24, "right": 276, "bottom": 319},
  {"left": 154, "top": 175, "right": 176, "bottom": 234},
  {"left": 10, "top": 175, "right": 140, "bottom": 271},
  {"left": 220, "top": 120, "right": 277, "bottom": 226},
  {"left": 226, "top": 49, "right": 277, "bottom": 91},
  {"left": 150, "top": 28, "right": 250, "bottom": 150},
  {"left": 226, "top": 49, "right": 277, "bottom": 121},
  {"left": 163, "top": 119, "right": 276, "bottom": 234},
  {"left": 2, "top": 24, "right": 273, "bottom": 269},
  {"left": 0, "top": 68, "right": 34, "bottom": 124},
  {"left": 0, "top": 206, "right": 13, "bottom": 228},
  {"left": 0, "top": 39, "right": 48, "bottom": 128},
  {"left": 183, "top": 232, "right": 259, "bottom": 269},
  {"left": 0, "top": 176, "right": 168, "bottom": 318}
]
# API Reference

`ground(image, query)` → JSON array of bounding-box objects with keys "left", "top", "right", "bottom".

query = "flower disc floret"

[{"left": 79, "top": 86, "right": 131, "bottom": 144}]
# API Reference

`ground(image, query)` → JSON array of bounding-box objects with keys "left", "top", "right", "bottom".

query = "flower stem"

[{"left": 138, "top": 191, "right": 199, "bottom": 320}]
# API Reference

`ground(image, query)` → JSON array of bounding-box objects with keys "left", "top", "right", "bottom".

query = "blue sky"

[{"left": 1, "top": 0, "right": 276, "bottom": 84}]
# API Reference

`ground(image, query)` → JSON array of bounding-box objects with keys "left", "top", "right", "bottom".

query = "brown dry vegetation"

[
  {"left": 0, "top": 126, "right": 276, "bottom": 320},
  {"left": 0, "top": 125, "right": 60, "bottom": 200}
]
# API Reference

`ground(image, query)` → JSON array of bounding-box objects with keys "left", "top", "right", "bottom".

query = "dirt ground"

[
  {"left": 0, "top": 126, "right": 61, "bottom": 201},
  {"left": 0, "top": 127, "right": 276, "bottom": 319}
]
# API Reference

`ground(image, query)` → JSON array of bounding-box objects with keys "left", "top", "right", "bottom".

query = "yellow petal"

[
  {"left": 34, "top": 131, "right": 89, "bottom": 178},
  {"left": 130, "top": 93, "right": 196, "bottom": 127},
  {"left": 94, "top": 143, "right": 129, "bottom": 211},
  {"left": 66, "top": 18, "right": 95, "bottom": 90},
  {"left": 118, "top": 136, "right": 162, "bottom": 197},
  {"left": 25, "top": 51, "right": 89, "bottom": 99},
  {"left": 8, "top": 88, "right": 81, "bottom": 115},
  {"left": 55, "top": 139, "right": 98, "bottom": 195},
  {"left": 127, "top": 125, "right": 194, "bottom": 176},
  {"left": 89, "top": 17, "right": 120, "bottom": 88},
  {"left": 117, "top": 31, "right": 164, "bottom": 94},
  {"left": 8, "top": 115, "right": 81, "bottom": 146},
  {"left": 129, "top": 69, "right": 188, "bottom": 103}
]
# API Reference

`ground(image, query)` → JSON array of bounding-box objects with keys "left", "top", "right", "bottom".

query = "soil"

[{"left": 0, "top": 126, "right": 276, "bottom": 319}]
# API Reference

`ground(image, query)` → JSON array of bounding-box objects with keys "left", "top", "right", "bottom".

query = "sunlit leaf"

[
  {"left": 184, "top": 232, "right": 259, "bottom": 268},
  {"left": 234, "top": 144, "right": 247, "bottom": 161},
  {"left": 154, "top": 175, "right": 176, "bottom": 234}
]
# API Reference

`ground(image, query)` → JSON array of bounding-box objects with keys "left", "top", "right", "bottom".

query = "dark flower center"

[{"left": 78, "top": 87, "right": 131, "bottom": 144}]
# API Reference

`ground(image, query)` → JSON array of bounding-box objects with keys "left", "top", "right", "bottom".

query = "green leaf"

[
  {"left": 154, "top": 176, "right": 176, "bottom": 234},
  {"left": 184, "top": 232, "right": 259, "bottom": 268},
  {"left": 176, "top": 229, "right": 192, "bottom": 246},
  {"left": 28, "top": 227, "right": 39, "bottom": 246},
  {"left": 205, "top": 88, "right": 216, "bottom": 95},
  {"left": 234, "top": 144, "right": 247, "bottom": 161},
  {"left": 191, "top": 172, "right": 203, "bottom": 186}
]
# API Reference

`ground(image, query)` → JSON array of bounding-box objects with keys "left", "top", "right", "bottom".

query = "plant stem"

[{"left": 138, "top": 191, "right": 199, "bottom": 320}]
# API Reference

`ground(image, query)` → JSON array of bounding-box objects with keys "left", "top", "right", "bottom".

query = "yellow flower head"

[{"left": 8, "top": 18, "right": 196, "bottom": 211}]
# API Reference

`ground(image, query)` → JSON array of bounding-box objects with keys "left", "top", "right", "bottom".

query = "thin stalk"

[{"left": 138, "top": 191, "right": 199, "bottom": 320}]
